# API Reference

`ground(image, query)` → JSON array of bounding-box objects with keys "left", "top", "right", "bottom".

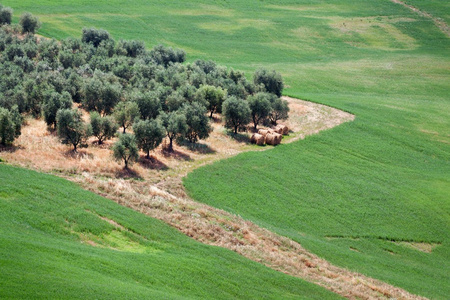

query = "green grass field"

[
  {"left": 0, "top": 164, "right": 339, "bottom": 299},
  {"left": 2, "top": 0, "right": 450, "bottom": 298}
]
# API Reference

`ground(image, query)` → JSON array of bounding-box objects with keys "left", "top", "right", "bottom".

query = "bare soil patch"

[{"left": 0, "top": 98, "right": 424, "bottom": 298}]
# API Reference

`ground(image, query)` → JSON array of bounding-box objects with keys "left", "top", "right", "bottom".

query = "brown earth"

[{"left": 0, "top": 98, "right": 426, "bottom": 299}]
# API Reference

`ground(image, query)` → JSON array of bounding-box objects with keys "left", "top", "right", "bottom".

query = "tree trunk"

[
  {"left": 122, "top": 126, "right": 126, "bottom": 134},
  {"left": 146, "top": 150, "right": 150, "bottom": 159},
  {"left": 168, "top": 137, "right": 174, "bottom": 152},
  {"left": 234, "top": 126, "right": 238, "bottom": 134},
  {"left": 73, "top": 143, "right": 77, "bottom": 152},
  {"left": 210, "top": 110, "right": 214, "bottom": 118}
]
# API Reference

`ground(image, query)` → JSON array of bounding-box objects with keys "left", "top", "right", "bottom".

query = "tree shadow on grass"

[
  {"left": 63, "top": 149, "right": 94, "bottom": 159},
  {"left": 185, "top": 142, "right": 216, "bottom": 154},
  {"left": 161, "top": 148, "right": 192, "bottom": 161},
  {"left": 115, "top": 167, "right": 143, "bottom": 180},
  {"left": 0, "top": 144, "right": 24, "bottom": 153},
  {"left": 226, "top": 131, "right": 251, "bottom": 144},
  {"left": 138, "top": 155, "right": 169, "bottom": 170}
]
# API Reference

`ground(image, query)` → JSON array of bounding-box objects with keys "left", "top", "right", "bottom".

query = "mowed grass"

[
  {"left": 0, "top": 164, "right": 339, "bottom": 299},
  {"left": 3, "top": 0, "right": 450, "bottom": 298}
]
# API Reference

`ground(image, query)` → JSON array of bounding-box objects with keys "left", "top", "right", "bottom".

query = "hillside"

[
  {"left": 1, "top": 0, "right": 449, "bottom": 299},
  {"left": 0, "top": 163, "right": 340, "bottom": 299}
]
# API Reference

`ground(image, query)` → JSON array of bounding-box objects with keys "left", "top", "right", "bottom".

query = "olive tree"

[
  {"left": 150, "top": 44, "right": 186, "bottom": 67},
  {"left": 159, "top": 110, "right": 187, "bottom": 152},
  {"left": 81, "top": 27, "right": 111, "bottom": 47},
  {"left": 268, "top": 96, "right": 289, "bottom": 125},
  {"left": 133, "top": 119, "right": 165, "bottom": 159},
  {"left": 132, "top": 91, "right": 161, "bottom": 120},
  {"left": 83, "top": 75, "right": 122, "bottom": 116},
  {"left": 195, "top": 85, "right": 226, "bottom": 118},
  {"left": 112, "top": 133, "right": 139, "bottom": 169},
  {"left": 90, "top": 112, "right": 118, "bottom": 144},
  {"left": 222, "top": 96, "right": 251, "bottom": 134},
  {"left": 0, "top": 5, "right": 13, "bottom": 25},
  {"left": 253, "top": 68, "right": 284, "bottom": 97},
  {"left": 247, "top": 92, "right": 272, "bottom": 129},
  {"left": 114, "top": 101, "right": 140, "bottom": 133},
  {"left": 20, "top": 12, "right": 41, "bottom": 34},
  {"left": 183, "top": 102, "right": 211, "bottom": 143},
  {"left": 42, "top": 91, "right": 72, "bottom": 129},
  {"left": 56, "top": 109, "right": 91, "bottom": 152},
  {"left": 0, "top": 106, "right": 22, "bottom": 145}
]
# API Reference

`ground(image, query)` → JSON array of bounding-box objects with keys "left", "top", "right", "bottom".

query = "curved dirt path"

[
  {"left": 1, "top": 98, "right": 425, "bottom": 299},
  {"left": 390, "top": 0, "right": 449, "bottom": 37}
]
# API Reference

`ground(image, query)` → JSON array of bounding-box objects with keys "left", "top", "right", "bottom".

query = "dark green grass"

[
  {"left": 0, "top": 164, "right": 339, "bottom": 299},
  {"left": 2, "top": 0, "right": 450, "bottom": 298}
]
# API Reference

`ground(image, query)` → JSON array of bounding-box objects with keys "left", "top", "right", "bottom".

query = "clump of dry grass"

[{"left": 2, "top": 99, "right": 427, "bottom": 299}]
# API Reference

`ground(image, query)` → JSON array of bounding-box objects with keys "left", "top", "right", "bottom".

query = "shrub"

[
  {"left": 90, "top": 112, "right": 118, "bottom": 144},
  {"left": 222, "top": 96, "right": 251, "bottom": 134},
  {"left": 20, "top": 12, "right": 41, "bottom": 34},
  {"left": 112, "top": 133, "right": 139, "bottom": 169},
  {"left": 133, "top": 119, "right": 165, "bottom": 159},
  {"left": 56, "top": 109, "right": 91, "bottom": 152}
]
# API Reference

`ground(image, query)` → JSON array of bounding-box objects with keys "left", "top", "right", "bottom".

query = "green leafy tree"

[
  {"left": 114, "top": 101, "right": 140, "bottom": 133},
  {"left": 0, "top": 106, "right": 22, "bottom": 145},
  {"left": 42, "top": 91, "right": 72, "bottom": 129},
  {"left": 253, "top": 68, "right": 284, "bottom": 97},
  {"left": 222, "top": 96, "right": 251, "bottom": 134},
  {"left": 159, "top": 111, "right": 187, "bottom": 152},
  {"left": 133, "top": 119, "right": 165, "bottom": 159},
  {"left": 20, "top": 12, "right": 41, "bottom": 34},
  {"left": 81, "top": 27, "right": 111, "bottom": 47},
  {"left": 268, "top": 97, "right": 289, "bottom": 125},
  {"left": 112, "top": 133, "right": 139, "bottom": 169},
  {"left": 195, "top": 85, "right": 226, "bottom": 118},
  {"left": 183, "top": 102, "right": 211, "bottom": 143},
  {"left": 150, "top": 44, "right": 186, "bottom": 67},
  {"left": 83, "top": 75, "right": 122, "bottom": 116},
  {"left": 132, "top": 91, "right": 161, "bottom": 120},
  {"left": 247, "top": 92, "right": 272, "bottom": 129},
  {"left": 56, "top": 109, "right": 91, "bottom": 152},
  {"left": 0, "top": 5, "right": 13, "bottom": 25},
  {"left": 90, "top": 112, "right": 118, "bottom": 144}
]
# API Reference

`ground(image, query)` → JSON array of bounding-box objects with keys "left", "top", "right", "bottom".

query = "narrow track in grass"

[
  {"left": 1, "top": 98, "right": 425, "bottom": 299},
  {"left": 390, "top": 0, "right": 450, "bottom": 37}
]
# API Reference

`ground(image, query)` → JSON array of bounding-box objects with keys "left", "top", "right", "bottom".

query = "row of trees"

[
  {"left": 0, "top": 5, "right": 40, "bottom": 33},
  {"left": 0, "top": 9, "right": 289, "bottom": 167}
]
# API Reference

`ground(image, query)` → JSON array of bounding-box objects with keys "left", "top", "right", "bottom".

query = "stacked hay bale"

[
  {"left": 258, "top": 129, "right": 272, "bottom": 137},
  {"left": 274, "top": 124, "right": 289, "bottom": 135},
  {"left": 265, "top": 132, "right": 282, "bottom": 145},
  {"left": 250, "top": 133, "right": 265, "bottom": 145}
]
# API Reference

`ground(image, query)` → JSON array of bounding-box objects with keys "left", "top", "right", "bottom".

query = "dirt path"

[
  {"left": 390, "top": 0, "right": 450, "bottom": 37},
  {"left": 1, "top": 98, "right": 426, "bottom": 299}
]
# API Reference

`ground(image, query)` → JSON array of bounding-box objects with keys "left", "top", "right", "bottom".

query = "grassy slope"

[
  {"left": 3, "top": 0, "right": 449, "bottom": 298},
  {"left": 0, "top": 164, "right": 339, "bottom": 299}
]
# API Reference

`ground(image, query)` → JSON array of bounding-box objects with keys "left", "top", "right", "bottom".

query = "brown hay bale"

[
  {"left": 258, "top": 129, "right": 273, "bottom": 137},
  {"left": 275, "top": 124, "right": 289, "bottom": 135},
  {"left": 265, "top": 133, "right": 282, "bottom": 146},
  {"left": 250, "top": 133, "right": 265, "bottom": 145},
  {"left": 273, "top": 126, "right": 283, "bottom": 134}
]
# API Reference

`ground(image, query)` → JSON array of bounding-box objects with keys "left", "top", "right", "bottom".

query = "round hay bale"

[
  {"left": 266, "top": 133, "right": 282, "bottom": 146},
  {"left": 258, "top": 129, "right": 271, "bottom": 137},
  {"left": 251, "top": 133, "right": 265, "bottom": 145},
  {"left": 273, "top": 126, "right": 283, "bottom": 134},
  {"left": 281, "top": 125, "right": 289, "bottom": 135},
  {"left": 273, "top": 132, "right": 282, "bottom": 144}
]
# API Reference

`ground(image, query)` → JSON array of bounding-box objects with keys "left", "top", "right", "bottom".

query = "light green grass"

[
  {"left": 0, "top": 164, "right": 339, "bottom": 299},
  {"left": 2, "top": 0, "right": 450, "bottom": 298}
]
